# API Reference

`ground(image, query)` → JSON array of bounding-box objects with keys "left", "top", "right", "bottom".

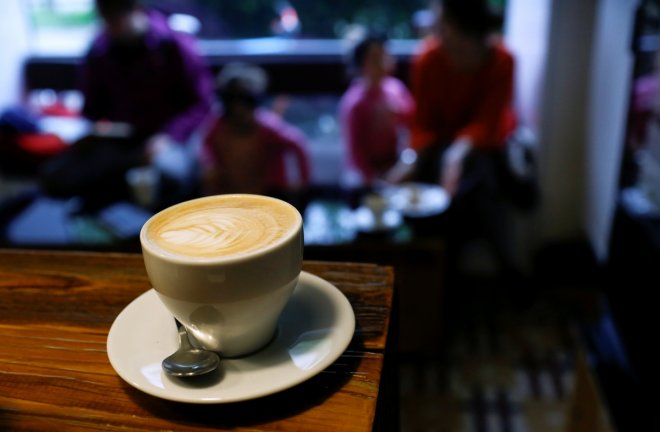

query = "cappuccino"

[
  {"left": 141, "top": 194, "right": 303, "bottom": 355},
  {"left": 143, "top": 194, "right": 301, "bottom": 261}
]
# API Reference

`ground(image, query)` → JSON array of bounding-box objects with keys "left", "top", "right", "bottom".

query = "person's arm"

[
  {"left": 283, "top": 131, "right": 311, "bottom": 188},
  {"left": 159, "top": 36, "right": 214, "bottom": 144},
  {"left": 440, "top": 136, "right": 472, "bottom": 196},
  {"left": 393, "top": 79, "right": 416, "bottom": 128},
  {"left": 197, "top": 118, "right": 223, "bottom": 195},
  {"left": 269, "top": 115, "right": 312, "bottom": 188},
  {"left": 628, "top": 75, "right": 656, "bottom": 150},
  {"left": 340, "top": 98, "right": 377, "bottom": 181}
]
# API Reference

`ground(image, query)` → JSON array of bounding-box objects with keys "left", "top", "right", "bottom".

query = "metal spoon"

[{"left": 162, "top": 319, "right": 220, "bottom": 377}]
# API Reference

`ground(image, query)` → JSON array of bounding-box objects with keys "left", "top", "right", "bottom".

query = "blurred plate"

[{"left": 381, "top": 182, "right": 450, "bottom": 219}]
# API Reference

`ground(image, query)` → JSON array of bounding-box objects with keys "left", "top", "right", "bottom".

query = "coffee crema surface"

[{"left": 144, "top": 195, "right": 300, "bottom": 260}]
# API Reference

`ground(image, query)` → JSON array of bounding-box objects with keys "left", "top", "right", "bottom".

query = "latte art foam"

[{"left": 144, "top": 195, "right": 300, "bottom": 260}]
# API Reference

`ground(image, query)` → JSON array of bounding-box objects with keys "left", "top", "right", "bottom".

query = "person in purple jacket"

[{"left": 41, "top": 0, "right": 214, "bottom": 210}]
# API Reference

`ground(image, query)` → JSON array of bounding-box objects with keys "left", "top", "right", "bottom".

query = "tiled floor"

[{"left": 397, "top": 276, "right": 616, "bottom": 432}]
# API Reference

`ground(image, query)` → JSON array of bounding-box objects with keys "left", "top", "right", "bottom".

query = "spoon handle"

[{"left": 175, "top": 319, "right": 194, "bottom": 350}]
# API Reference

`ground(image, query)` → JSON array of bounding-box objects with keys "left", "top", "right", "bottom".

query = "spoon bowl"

[{"left": 162, "top": 320, "right": 220, "bottom": 377}]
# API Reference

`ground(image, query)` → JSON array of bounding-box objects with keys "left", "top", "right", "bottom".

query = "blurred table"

[
  {"left": 303, "top": 183, "right": 450, "bottom": 247},
  {"left": 303, "top": 198, "right": 447, "bottom": 356},
  {"left": 0, "top": 249, "right": 395, "bottom": 432}
]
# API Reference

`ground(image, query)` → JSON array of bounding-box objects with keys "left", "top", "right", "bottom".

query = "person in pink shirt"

[
  {"left": 199, "top": 63, "right": 311, "bottom": 202},
  {"left": 339, "top": 32, "right": 415, "bottom": 187}
]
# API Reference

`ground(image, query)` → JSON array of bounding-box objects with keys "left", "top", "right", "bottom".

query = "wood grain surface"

[{"left": 0, "top": 249, "right": 394, "bottom": 432}]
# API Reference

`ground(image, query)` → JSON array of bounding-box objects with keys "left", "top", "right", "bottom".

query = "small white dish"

[
  {"left": 382, "top": 182, "right": 450, "bottom": 218},
  {"left": 107, "top": 271, "right": 355, "bottom": 404}
]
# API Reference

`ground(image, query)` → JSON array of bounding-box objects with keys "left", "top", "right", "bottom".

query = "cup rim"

[{"left": 140, "top": 194, "right": 302, "bottom": 265}]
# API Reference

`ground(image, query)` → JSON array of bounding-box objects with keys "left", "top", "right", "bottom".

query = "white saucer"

[{"left": 107, "top": 271, "right": 355, "bottom": 404}]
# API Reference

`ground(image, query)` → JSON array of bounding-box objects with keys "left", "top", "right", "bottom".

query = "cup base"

[{"left": 187, "top": 324, "right": 279, "bottom": 359}]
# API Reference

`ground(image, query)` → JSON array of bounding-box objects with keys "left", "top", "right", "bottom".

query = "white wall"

[
  {"left": 505, "top": 0, "right": 638, "bottom": 263},
  {"left": 536, "top": 0, "right": 598, "bottom": 243},
  {"left": 0, "top": 0, "right": 29, "bottom": 110},
  {"left": 504, "top": 0, "right": 551, "bottom": 132},
  {"left": 503, "top": 0, "right": 553, "bottom": 272},
  {"left": 585, "top": 0, "right": 638, "bottom": 261}
]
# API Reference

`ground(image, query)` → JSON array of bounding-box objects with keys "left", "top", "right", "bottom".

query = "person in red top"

[
  {"left": 403, "top": 0, "right": 522, "bottom": 301},
  {"left": 406, "top": 0, "right": 517, "bottom": 197},
  {"left": 199, "top": 63, "right": 311, "bottom": 204}
]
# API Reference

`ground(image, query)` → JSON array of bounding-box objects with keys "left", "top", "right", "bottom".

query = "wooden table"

[{"left": 0, "top": 249, "right": 395, "bottom": 432}]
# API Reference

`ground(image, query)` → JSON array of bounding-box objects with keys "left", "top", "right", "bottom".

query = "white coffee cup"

[{"left": 140, "top": 194, "right": 303, "bottom": 357}]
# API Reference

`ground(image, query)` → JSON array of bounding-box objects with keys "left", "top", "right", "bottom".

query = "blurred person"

[
  {"left": 41, "top": 0, "right": 214, "bottom": 210},
  {"left": 624, "top": 46, "right": 660, "bottom": 189},
  {"left": 199, "top": 63, "right": 311, "bottom": 204},
  {"left": 339, "top": 31, "right": 415, "bottom": 188},
  {"left": 407, "top": 0, "right": 516, "bottom": 196},
  {"left": 400, "top": 0, "right": 522, "bottom": 300}
]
